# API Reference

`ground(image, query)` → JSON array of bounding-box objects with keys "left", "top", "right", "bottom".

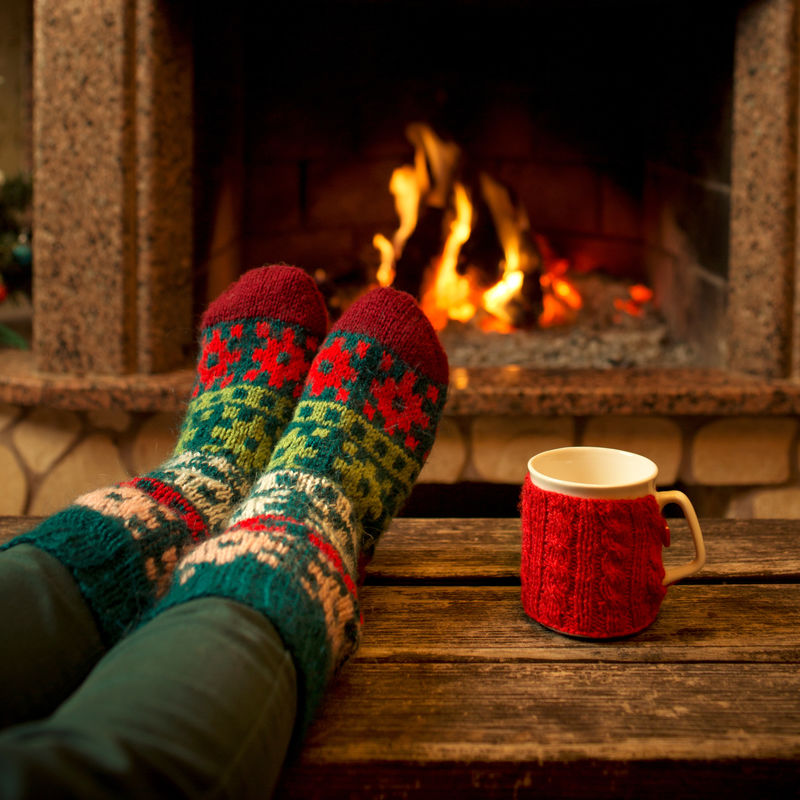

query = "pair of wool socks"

[{"left": 6, "top": 264, "right": 449, "bottom": 725}]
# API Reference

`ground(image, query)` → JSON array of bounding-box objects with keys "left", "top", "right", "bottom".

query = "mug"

[{"left": 520, "top": 446, "right": 706, "bottom": 638}]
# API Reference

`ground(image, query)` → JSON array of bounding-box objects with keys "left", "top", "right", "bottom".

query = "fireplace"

[
  {"left": 26, "top": 0, "right": 798, "bottom": 381},
  {"left": 2, "top": 0, "right": 799, "bottom": 521},
  {"left": 193, "top": 0, "right": 738, "bottom": 372}
]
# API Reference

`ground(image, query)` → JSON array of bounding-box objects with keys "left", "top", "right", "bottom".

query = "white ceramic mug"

[
  {"left": 521, "top": 446, "right": 706, "bottom": 638},
  {"left": 528, "top": 446, "right": 706, "bottom": 585}
]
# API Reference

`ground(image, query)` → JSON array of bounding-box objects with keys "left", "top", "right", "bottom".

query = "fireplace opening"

[{"left": 193, "top": 1, "right": 739, "bottom": 370}]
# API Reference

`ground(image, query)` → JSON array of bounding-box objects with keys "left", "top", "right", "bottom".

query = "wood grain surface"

[
  {"left": 3, "top": 517, "right": 800, "bottom": 580},
  {"left": 2, "top": 516, "right": 798, "bottom": 797},
  {"left": 356, "top": 584, "right": 800, "bottom": 663}
]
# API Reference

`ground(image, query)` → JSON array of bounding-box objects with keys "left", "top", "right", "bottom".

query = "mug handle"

[{"left": 655, "top": 490, "right": 707, "bottom": 585}]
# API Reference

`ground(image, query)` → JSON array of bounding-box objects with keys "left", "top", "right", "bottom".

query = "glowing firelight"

[
  {"left": 373, "top": 234, "right": 395, "bottom": 287},
  {"left": 420, "top": 182, "right": 477, "bottom": 330},
  {"left": 372, "top": 123, "right": 651, "bottom": 333},
  {"left": 536, "top": 258, "right": 581, "bottom": 327},
  {"left": 479, "top": 172, "right": 527, "bottom": 329},
  {"left": 613, "top": 283, "right": 655, "bottom": 318},
  {"left": 373, "top": 141, "right": 432, "bottom": 289}
]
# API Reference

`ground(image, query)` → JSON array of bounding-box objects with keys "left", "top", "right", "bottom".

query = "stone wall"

[
  {"left": 3, "top": 401, "right": 799, "bottom": 519},
  {"left": 421, "top": 414, "right": 800, "bottom": 517}
]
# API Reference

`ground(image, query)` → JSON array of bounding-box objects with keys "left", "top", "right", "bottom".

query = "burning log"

[
  {"left": 392, "top": 124, "right": 461, "bottom": 297},
  {"left": 458, "top": 183, "right": 505, "bottom": 289},
  {"left": 373, "top": 122, "right": 572, "bottom": 332},
  {"left": 392, "top": 205, "right": 445, "bottom": 296},
  {"left": 374, "top": 125, "right": 461, "bottom": 298},
  {"left": 477, "top": 173, "right": 543, "bottom": 329}
]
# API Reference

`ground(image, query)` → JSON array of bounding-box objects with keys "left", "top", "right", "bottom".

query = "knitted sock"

[
  {"left": 154, "top": 287, "right": 449, "bottom": 732},
  {"left": 4, "top": 265, "right": 328, "bottom": 644}
]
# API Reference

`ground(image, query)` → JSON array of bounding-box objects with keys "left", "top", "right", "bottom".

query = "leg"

[
  {"left": 2, "top": 266, "right": 327, "bottom": 646},
  {"left": 0, "top": 598, "right": 296, "bottom": 799},
  {"left": 157, "top": 286, "right": 449, "bottom": 732},
  {"left": 0, "top": 545, "right": 104, "bottom": 728},
  {"left": 0, "top": 286, "right": 447, "bottom": 796}
]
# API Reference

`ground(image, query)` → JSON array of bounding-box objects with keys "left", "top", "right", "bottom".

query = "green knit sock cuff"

[
  {"left": 154, "top": 519, "right": 356, "bottom": 735},
  {"left": 4, "top": 507, "right": 156, "bottom": 644}
]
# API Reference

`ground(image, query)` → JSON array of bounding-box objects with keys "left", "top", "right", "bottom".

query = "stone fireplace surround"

[{"left": 2, "top": 0, "right": 800, "bottom": 519}]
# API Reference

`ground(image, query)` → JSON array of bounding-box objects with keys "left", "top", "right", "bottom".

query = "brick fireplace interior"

[
  {"left": 194, "top": 0, "right": 736, "bottom": 369},
  {"left": 2, "top": 0, "right": 800, "bottom": 520}
]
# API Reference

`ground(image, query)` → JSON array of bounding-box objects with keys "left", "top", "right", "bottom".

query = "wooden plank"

[
  {"left": 0, "top": 517, "right": 41, "bottom": 541},
  {"left": 356, "top": 584, "right": 800, "bottom": 663},
  {"left": 3, "top": 517, "right": 800, "bottom": 581},
  {"left": 279, "top": 662, "right": 800, "bottom": 798},
  {"left": 366, "top": 518, "right": 800, "bottom": 582}
]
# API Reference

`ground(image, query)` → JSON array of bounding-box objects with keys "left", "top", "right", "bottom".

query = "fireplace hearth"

[
  {"left": 2, "top": 0, "right": 800, "bottom": 521},
  {"left": 24, "top": 0, "right": 799, "bottom": 383}
]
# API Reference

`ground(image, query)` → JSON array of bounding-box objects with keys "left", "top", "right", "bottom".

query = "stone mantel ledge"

[
  {"left": 0, "top": 350, "right": 193, "bottom": 413},
  {"left": 3, "top": 351, "right": 800, "bottom": 416}
]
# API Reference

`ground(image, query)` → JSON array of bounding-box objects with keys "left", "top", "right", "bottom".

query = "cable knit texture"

[
  {"left": 3, "top": 265, "right": 328, "bottom": 645},
  {"left": 520, "top": 476, "right": 670, "bottom": 638},
  {"left": 155, "top": 287, "right": 449, "bottom": 734}
]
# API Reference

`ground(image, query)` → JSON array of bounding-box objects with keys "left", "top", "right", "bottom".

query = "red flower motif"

[
  {"left": 368, "top": 368, "right": 429, "bottom": 443},
  {"left": 195, "top": 329, "right": 241, "bottom": 395},
  {"left": 308, "top": 337, "right": 357, "bottom": 401},
  {"left": 243, "top": 327, "right": 311, "bottom": 390}
]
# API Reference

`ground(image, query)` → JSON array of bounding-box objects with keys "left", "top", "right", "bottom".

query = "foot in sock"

[
  {"left": 156, "top": 287, "right": 449, "bottom": 732},
  {"left": 4, "top": 265, "right": 328, "bottom": 644}
]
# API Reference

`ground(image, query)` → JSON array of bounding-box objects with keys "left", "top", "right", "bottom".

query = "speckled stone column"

[
  {"left": 135, "top": 0, "right": 193, "bottom": 373},
  {"left": 32, "top": 0, "right": 193, "bottom": 375},
  {"left": 729, "top": 0, "right": 798, "bottom": 378}
]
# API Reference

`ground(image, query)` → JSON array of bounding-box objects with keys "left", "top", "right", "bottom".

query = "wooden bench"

[{"left": 3, "top": 517, "right": 799, "bottom": 797}]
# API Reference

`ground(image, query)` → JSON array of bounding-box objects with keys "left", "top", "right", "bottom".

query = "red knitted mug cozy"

[{"left": 520, "top": 476, "right": 671, "bottom": 638}]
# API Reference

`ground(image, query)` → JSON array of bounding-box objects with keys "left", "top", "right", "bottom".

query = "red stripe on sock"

[
  {"left": 123, "top": 477, "right": 207, "bottom": 541},
  {"left": 308, "top": 532, "right": 359, "bottom": 598},
  {"left": 230, "top": 513, "right": 296, "bottom": 533},
  {"left": 230, "top": 514, "right": 359, "bottom": 599}
]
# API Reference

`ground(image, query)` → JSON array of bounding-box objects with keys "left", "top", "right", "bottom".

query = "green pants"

[{"left": 0, "top": 545, "right": 297, "bottom": 798}]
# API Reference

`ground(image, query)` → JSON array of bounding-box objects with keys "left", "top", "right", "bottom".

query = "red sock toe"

[
  {"left": 202, "top": 264, "right": 328, "bottom": 336},
  {"left": 332, "top": 287, "right": 449, "bottom": 384}
]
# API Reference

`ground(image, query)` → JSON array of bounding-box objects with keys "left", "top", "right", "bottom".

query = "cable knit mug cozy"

[{"left": 520, "top": 446, "right": 706, "bottom": 638}]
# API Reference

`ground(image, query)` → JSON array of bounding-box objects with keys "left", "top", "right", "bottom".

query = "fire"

[
  {"left": 538, "top": 258, "right": 582, "bottom": 326},
  {"left": 419, "top": 182, "right": 477, "bottom": 329},
  {"left": 479, "top": 172, "right": 527, "bottom": 330},
  {"left": 373, "top": 234, "right": 395, "bottom": 287},
  {"left": 373, "top": 123, "right": 650, "bottom": 333},
  {"left": 614, "top": 284, "right": 654, "bottom": 318}
]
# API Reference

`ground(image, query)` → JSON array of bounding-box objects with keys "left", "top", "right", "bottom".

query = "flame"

[
  {"left": 479, "top": 173, "right": 527, "bottom": 326},
  {"left": 391, "top": 156, "right": 428, "bottom": 254},
  {"left": 629, "top": 284, "right": 654, "bottom": 304},
  {"left": 371, "top": 123, "right": 652, "bottom": 333},
  {"left": 373, "top": 234, "right": 395, "bottom": 287},
  {"left": 419, "top": 182, "right": 476, "bottom": 330},
  {"left": 374, "top": 143, "right": 432, "bottom": 288},
  {"left": 537, "top": 258, "right": 582, "bottom": 327}
]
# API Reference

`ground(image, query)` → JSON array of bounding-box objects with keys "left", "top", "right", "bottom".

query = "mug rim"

[{"left": 528, "top": 445, "right": 659, "bottom": 497}]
